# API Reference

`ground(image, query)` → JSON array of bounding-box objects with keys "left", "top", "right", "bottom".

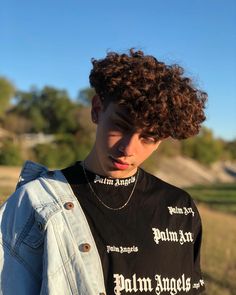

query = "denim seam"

[
  {"left": 50, "top": 217, "right": 79, "bottom": 295},
  {"left": 35, "top": 203, "right": 62, "bottom": 224},
  {"left": 0, "top": 238, "right": 41, "bottom": 283},
  {"left": 15, "top": 212, "right": 36, "bottom": 248}
]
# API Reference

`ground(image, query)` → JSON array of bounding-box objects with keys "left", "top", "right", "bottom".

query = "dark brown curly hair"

[{"left": 89, "top": 49, "right": 207, "bottom": 139}]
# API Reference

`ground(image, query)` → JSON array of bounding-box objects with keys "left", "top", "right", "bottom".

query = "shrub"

[
  {"left": 33, "top": 134, "right": 92, "bottom": 168},
  {"left": 0, "top": 140, "right": 23, "bottom": 166},
  {"left": 181, "top": 128, "right": 224, "bottom": 165}
]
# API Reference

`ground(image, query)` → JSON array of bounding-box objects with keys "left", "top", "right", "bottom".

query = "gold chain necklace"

[{"left": 82, "top": 161, "right": 139, "bottom": 211}]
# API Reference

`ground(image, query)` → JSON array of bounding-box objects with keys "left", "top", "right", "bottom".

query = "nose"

[{"left": 118, "top": 133, "right": 139, "bottom": 157}]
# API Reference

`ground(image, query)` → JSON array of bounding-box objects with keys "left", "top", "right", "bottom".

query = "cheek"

[
  {"left": 98, "top": 127, "right": 119, "bottom": 149},
  {"left": 106, "top": 134, "right": 121, "bottom": 149}
]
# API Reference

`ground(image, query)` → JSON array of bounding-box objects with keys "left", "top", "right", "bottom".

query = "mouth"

[{"left": 109, "top": 156, "right": 130, "bottom": 170}]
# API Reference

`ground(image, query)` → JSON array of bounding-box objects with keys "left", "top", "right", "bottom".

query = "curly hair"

[{"left": 89, "top": 49, "right": 207, "bottom": 139}]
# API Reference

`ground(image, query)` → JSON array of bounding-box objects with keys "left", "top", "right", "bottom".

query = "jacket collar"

[{"left": 16, "top": 160, "right": 48, "bottom": 190}]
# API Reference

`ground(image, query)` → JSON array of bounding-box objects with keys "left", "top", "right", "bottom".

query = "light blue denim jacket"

[{"left": 0, "top": 161, "right": 106, "bottom": 295}]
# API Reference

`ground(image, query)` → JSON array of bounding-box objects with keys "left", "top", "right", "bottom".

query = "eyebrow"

[
  {"left": 112, "top": 110, "right": 133, "bottom": 126},
  {"left": 113, "top": 110, "right": 160, "bottom": 140},
  {"left": 114, "top": 109, "right": 131, "bottom": 121}
]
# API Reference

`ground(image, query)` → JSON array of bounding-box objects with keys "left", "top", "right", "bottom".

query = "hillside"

[{"left": 153, "top": 156, "right": 236, "bottom": 187}]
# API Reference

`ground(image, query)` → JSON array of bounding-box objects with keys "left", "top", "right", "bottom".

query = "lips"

[{"left": 110, "top": 156, "right": 130, "bottom": 170}]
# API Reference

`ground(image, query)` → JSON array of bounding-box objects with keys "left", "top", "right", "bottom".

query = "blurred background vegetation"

[{"left": 0, "top": 75, "right": 236, "bottom": 169}]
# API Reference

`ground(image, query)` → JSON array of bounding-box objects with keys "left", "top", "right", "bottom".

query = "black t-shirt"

[{"left": 62, "top": 162, "right": 205, "bottom": 295}]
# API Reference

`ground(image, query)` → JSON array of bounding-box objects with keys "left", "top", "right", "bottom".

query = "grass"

[
  {"left": 185, "top": 183, "right": 236, "bottom": 295},
  {"left": 199, "top": 205, "right": 236, "bottom": 295},
  {"left": 0, "top": 186, "right": 14, "bottom": 204},
  {"left": 185, "top": 183, "right": 236, "bottom": 215},
  {"left": 0, "top": 166, "right": 20, "bottom": 204}
]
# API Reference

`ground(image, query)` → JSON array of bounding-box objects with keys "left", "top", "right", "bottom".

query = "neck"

[{"left": 83, "top": 146, "right": 101, "bottom": 174}]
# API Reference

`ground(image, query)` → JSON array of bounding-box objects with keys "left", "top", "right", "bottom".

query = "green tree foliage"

[
  {"left": 181, "top": 127, "right": 224, "bottom": 165},
  {"left": 0, "top": 140, "right": 23, "bottom": 166},
  {"left": 224, "top": 140, "right": 236, "bottom": 160},
  {"left": 14, "top": 86, "right": 80, "bottom": 133},
  {"left": 0, "top": 77, "right": 15, "bottom": 117},
  {"left": 77, "top": 87, "right": 95, "bottom": 105},
  {"left": 33, "top": 143, "right": 74, "bottom": 168},
  {"left": 74, "top": 106, "right": 96, "bottom": 145},
  {"left": 40, "top": 87, "right": 79, "bottom": 133},
  {"left": 33, "top": 134, "right": 92, "bottom": 168},
  {"left": 157, "top": 138, "right": 181, "bottom": 157}
]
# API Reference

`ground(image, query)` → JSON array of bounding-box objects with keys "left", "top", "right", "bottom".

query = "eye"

[{"left": 140, "top": 136, "right": 157, "bottom": 144}]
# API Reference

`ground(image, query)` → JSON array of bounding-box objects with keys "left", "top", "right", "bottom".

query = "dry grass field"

[
  {"left": 0, "top": 166, "right": 20, "bottom": 203},
  {"left": 0, "top": 166, "right": 236, "bottom": 295},
  {"left": 199, "top": 205, "right": 236, "bottom": 295}
]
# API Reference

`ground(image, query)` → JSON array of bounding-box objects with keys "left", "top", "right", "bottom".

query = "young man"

[{"left": 0, "top": 49, "right": 207, "bottom": 295}]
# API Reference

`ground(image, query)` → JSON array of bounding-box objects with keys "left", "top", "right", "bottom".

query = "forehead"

[
  {"left": 104, "top": 103, "right": 158, "bottom": 136},
  {"left": 105, "top": 102, "right": 133, "bottom": 123}
]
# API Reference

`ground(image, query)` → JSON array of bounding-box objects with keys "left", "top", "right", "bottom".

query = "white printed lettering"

[
  {"left": 113, "top": 273, "right": 194, "bottom": 294},
  {"left": 113, "top": 274, "right": 153, "bottom": 294},
  {"left": 107, "top": 245, "right": 138, "bottom": 254},
  {"left": 93, "top": 175, "right": 136, "bottom": 186},
  {"left": 155, "top": 274, "right": 191, "bottom": 295},
  {"left": 152, "top": 228, "right": 193, "bottom": 245},
  {"left": 168, "top": 206, "right": 195, "bottom": 217}
]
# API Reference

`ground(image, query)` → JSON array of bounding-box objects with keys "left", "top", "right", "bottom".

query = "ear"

[{"left": 91, "top": 95, "right": 103, "bottom": 124}]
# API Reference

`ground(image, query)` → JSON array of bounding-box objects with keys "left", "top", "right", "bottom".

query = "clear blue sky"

[{"left": 1, "top": 0, "right": 236, "bottom": 140}]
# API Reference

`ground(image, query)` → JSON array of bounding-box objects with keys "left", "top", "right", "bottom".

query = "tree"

[
  {"left": 0, "top": 140, "right": 23, "bottom": 166},
  {"left": 181, "top": 127, "right": 224, "bottom": 165},
  {"left": 33, "top": 134, "right": 90, "bottom": 168},
  {"left": 77, "top": 87, "right": 95, "bottom": 105},
  {"left": 13, "top": 88, "right": 46, "bottom": 132},
  {"left": 39, "top": 87, "right": 79, "bottom": 133},
  {"left": 14, "top": 86, "right": 80, "bottom": 134},
  {"left": 225, "top": 140, "right": 236, "bottom": 160},
  {"left": 0, "top": 77, "right": 15, "bottom": 117}
]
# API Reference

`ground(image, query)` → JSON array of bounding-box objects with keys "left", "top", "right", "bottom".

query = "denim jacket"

[{"left": 0, "top": 161, "right": 106, "bottom": 295}]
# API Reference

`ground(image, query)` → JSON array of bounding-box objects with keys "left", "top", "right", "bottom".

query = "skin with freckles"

[{"left": 85, "top": 96, "right": 161, "bottom": 178}]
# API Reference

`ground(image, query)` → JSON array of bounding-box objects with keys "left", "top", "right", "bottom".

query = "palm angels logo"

[
  {"left": 113, "top": 273, "right": 191, "bottom": 295},
  {"left": 94, "top": 175, "right": 136, "bottom": 186},
  {"left": 152, "top": 228, "right": 194, "bottom": 245},
  {"left": 168, "top": 206, "right": 195, "bottom": 217},
  {"left": 107, "top": 245, "right": 139, "bottom": 254}
]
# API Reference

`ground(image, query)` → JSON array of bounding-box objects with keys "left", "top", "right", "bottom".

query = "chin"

[
  {"left": 107, "top": 171, "right": 123, "bottom": 179},
  {"left": 111, "top": 169, "right": 135, "bottom": 179}
]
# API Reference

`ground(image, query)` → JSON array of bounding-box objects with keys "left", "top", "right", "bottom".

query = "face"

[{"left": 86, "top": 96, "right": 161, "bottom": 178}]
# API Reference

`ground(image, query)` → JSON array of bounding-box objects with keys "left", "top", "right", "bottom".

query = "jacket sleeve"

[{"left": 0, "top": 186, "right": 43, "bottom": 295}]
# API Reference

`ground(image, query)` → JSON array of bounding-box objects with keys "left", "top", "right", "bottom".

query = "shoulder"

[
  {"left": 0, "top": 168, "right": 64, "bottom": 247},
  {"left": 140, "top": 169, "right": 203, "bottom": 220},
  {"left": 141, "top": 169, "right": 203, "bottom": 228},
  {"left": 140, "top": 168, "right": 192, "bottom": 204}
]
